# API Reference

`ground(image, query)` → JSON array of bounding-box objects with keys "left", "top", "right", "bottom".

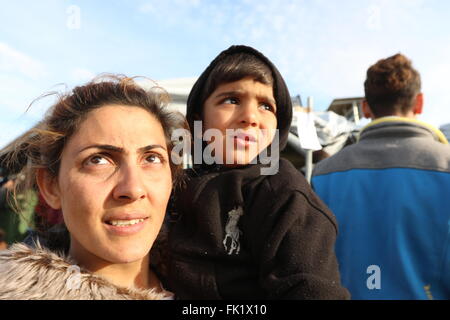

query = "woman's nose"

[{"left": 112, "top": 164, "right": 146, "bottom": 202}]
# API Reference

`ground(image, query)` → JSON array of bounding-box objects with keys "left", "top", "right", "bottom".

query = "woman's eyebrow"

[
  {"left": 78, "top": 144, "right": 166, "bottom": 154},
  {"left": 138, "top": 144, "right": 167, "bottom": 152}
]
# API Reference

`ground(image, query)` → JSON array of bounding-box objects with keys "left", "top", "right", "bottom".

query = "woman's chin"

[
  {"left": 71, "top": 231, "right": 155, "bottom": 266},
  {"left": 94, "top": 239, "right": 153, "bottom": 264},
  {"left": 104, "top": 247, "right": 150, "bottom": 264}
]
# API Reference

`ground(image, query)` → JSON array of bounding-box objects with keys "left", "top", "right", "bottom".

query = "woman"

[{"left": 0, "top": 75, "right": 186, "bottom": 299}]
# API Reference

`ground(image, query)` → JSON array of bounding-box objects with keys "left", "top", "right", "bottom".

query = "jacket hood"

[
  {"left": 0, "top": 242, "right": 171, "bottom": 300},
  {"left": 186, "top": 45, "right": 293, "bottom": 158}
]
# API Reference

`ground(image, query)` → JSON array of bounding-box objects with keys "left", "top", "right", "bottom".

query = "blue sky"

[{"left": 1, "top": 0, "right": 450, "bottom": 148}]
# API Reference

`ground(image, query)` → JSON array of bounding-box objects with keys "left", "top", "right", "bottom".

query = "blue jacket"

[{"left": 312, "top": 117, "right": 450, "bottom": 300}]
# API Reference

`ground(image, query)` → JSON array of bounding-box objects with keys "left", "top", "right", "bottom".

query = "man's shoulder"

[
  {"left": 313, "top": 143, "right": 362, "bottom": 176},
  {"left": 314, "top": 136, "right": 450, "bottom": 177}
]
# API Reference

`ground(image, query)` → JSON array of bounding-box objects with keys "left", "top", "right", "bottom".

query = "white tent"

[{"left": 156, "top": 77, "right": 197, "bottom": 114}]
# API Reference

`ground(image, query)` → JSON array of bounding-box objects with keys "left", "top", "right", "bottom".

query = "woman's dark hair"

[{"left": 364, "top": 53, "right": 421, "bottom": 117}]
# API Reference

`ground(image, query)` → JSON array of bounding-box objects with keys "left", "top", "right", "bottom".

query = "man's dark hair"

[{"left": 364, "top": 53, "right": 421, "bottom": 117}]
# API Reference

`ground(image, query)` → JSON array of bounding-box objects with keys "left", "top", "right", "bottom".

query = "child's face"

[{"left": 202, "top": 77, "right": 277, "bottom": 166}]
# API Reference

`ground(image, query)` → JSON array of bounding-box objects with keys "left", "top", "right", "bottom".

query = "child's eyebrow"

[
  {"left": 214, "top": 90, "right": 242, "bottom": 99},
  {"left": 214, "top": 90, "right": 276, "bottom": 105}
]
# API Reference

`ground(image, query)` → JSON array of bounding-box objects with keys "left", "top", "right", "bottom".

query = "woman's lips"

[{"left": 103, "top": 217, "right": 148, "bottom": 236}]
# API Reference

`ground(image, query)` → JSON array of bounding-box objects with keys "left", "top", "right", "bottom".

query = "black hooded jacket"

[{"left": 167, "top": 45, "right": 349, "bottom": 299}]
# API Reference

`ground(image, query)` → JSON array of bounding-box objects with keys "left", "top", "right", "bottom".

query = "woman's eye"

[
  {"left": 86, "top": 155, "right": 110, "bottom": 166},
  {"left": 145, "top": 154, "right": 163, "bottom": 164}
]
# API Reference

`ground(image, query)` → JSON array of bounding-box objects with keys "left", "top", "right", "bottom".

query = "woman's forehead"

[{"left": 64, "top": 105, "right": 167, "bottom": 154}]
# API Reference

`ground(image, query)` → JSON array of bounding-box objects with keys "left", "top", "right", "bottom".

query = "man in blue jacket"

[{"left": 312, "top": 53, "right": 450, "bottom": 300}]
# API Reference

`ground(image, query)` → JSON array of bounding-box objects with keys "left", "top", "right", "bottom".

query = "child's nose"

[{"left": 239, "top": 103, "right": 259, "bottom": 127}]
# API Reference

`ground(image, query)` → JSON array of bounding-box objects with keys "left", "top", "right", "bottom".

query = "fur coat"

[{"left": 0, "top": 242, "right": 171, "bottom": 300}]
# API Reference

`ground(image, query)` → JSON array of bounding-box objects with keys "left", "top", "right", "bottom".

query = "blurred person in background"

[
  {"left": 0, "top": 167, "right": 37, "bottom": 246},
  {"left": 312, "top": 53, "right": 450, "bottom": 300}
]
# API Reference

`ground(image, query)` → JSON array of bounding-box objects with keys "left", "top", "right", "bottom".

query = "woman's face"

[
  {"left": 43, "top": 105, "right": 172, "bottom": 265},
  {"left": 202, "top": 77, "right": 277, "bottom": 166}
]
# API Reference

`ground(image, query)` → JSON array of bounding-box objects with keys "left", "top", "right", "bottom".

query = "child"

[{"left": 167, "top": 45, "right": 349, "bottom": 299}]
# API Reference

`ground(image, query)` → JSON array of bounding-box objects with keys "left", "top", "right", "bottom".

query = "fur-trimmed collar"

[{"left": 0, "top": 243, "right": 172, "bottom": 300}]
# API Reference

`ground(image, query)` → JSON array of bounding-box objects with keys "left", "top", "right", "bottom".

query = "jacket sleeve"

[{"left": 248, "top": 188, "right": 350, "bottom": 300}]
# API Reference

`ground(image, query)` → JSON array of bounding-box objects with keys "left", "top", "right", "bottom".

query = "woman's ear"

[{"left": 36, "top": 168, "right": 61, "bottom": 210}]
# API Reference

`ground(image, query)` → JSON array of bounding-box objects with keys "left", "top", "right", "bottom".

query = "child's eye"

[
  {"left": 222, "top": 97, "right": 239, "bottom": 105},
  {"left": 260, "top": 103, "right": 275, "bottom": 112}
]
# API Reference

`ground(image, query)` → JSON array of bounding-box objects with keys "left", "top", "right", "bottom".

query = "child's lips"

[
  {"left": 233, "top": 132, "right": 258, "bottom": 148},
  {"left": 234, "top": 132, "right": 257, "bottom": 143}
]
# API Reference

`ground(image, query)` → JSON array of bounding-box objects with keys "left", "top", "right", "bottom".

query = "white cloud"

[
  {"left": 138, "top": 3, "right": 154, "bottom": 14},
  {"left": 70, "top": 68, "right": 96, "bottom": 83},
  {"left": 0, "top": 42, "right": 46, "bottom": 79},
  {"left": 0, "top": 120, "right": 37, "bottom": 149},
  {"left": 418, "top": 45, "right": 450, "bottom": 127},
  {"left": 137, "top": 0, "right": 204, "bottom": 26},
  {"left": 135, "top": 0, "right": 450, "bottom": 126},
  {"left": 0, "top": 75, "right": 42, "bottom": 115}
]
